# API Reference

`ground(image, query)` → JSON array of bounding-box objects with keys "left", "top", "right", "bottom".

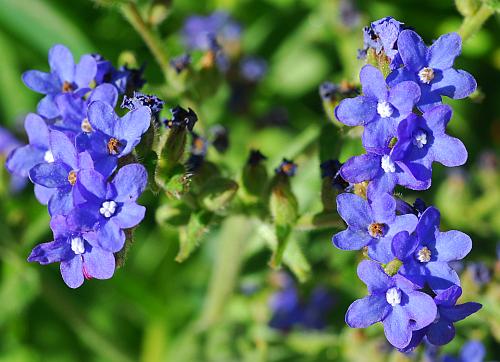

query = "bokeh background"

[{"left": 0, "top": 0, "right": 499, "bottom": 361}]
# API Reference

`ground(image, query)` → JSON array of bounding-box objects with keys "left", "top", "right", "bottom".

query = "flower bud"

[
  {"left": 455, "top": 0, "right": 480, "bottom": 16},
  {"left": 242, "top": 150, "right": 268, "bottom": 200}
]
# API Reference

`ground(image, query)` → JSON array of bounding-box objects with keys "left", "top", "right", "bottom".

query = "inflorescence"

[{"left": 331, "top": 17, "right": 481, "bottom": 351}]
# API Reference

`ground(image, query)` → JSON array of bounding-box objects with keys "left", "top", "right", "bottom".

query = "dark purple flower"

[
  {"left": 346, "top": 260, "right": 436, "bottom": 349},
  {"left": 320, "top": 159, "right": 350, "bottom": 191},
  {"left": 335, "top": 65, "right": 420, "bottom": 149},
  {"left": 76, "top": 101, "right": 151, "bottom": 177},
  {"left": 387, "top": 30, "right": 476, "bottom": 111},
  {"left": 240, "top": 57, "right": 267, "bottom": 82},
  {"left": 22, "top": 44, "right": 97, "bottom": 119},
  {"left": 269, "top": 275, "right": 303, "bottom": 331},
  {"left": 210, "top": 125, "right": 229, "bottom": 153},
  {"left": 467, "top": 262, "right": 491, "bottom": 286},
  {"left": 91, "top": 54, "right": 113, "bottom": 85},
  {"left": 186, "top": 133, "right": 208, "bottom": 172},
  {"left": 163, "top": 106, "right": 198, "bottom": 131},
  {"left": 247, "top": 149, "right": 266, "bottom": 166},
  {"left": 392, "top": 105, "right": 467, "bottom": 178},
  {"left": 54, "top": 84, "right": 118, "bottom": 135},
  {"left": 361, "top": 17, "right": 406, "bottom": 69},
  {"left": 28, "top": 214, "right": 115, "bottom": 288},
  {"left": 333, "top": 193, "right": 418, "bottom": 263},
  {"left": 301, "top": 287, "right": 335, "bottom": 329},
  {"left": 340, "top": 147, "right": 431, "bottom": 199},
  {"left": 393, "top": 207, "right": 472, "bottom": 293},
  {"left": 275, "top": 159, "right": 297, "bottom": 177},
  {"left": 339, "top": 0, "right": 360, "bottom": 28},
  {"left": 401, "top": 286, "right": 481, "bottom": 351},
  {"left": 121, "top": 91, "right": 164, "bottom": 115},
  {"left": 170, "top": 54, "right": 191, "bottom": 74},
  {"left": 29, "top": 130, "right": 93, "bottom": 216},
  {"left": 74, "top": 164, "right": 147, "bottom": 253},
  {"left": 442, "top": 340, "right": 485, "bottom": 362}
]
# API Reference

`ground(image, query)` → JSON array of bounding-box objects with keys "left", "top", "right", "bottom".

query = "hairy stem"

[
  {"left": 458, "top": 3, "right": 495, "bottom": 41},
  {"left": 121, "top": 2, "right": 171, "bottom": 83}
]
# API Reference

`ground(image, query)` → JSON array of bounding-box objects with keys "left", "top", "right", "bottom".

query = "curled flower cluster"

[
  {"left": 6, "top": 45, "right": 153, "bottom": 288},
  {"left": 332, "top": 18, "right": 481, "bottom": 351}
]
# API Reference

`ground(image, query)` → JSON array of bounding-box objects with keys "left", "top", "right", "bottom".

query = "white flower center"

[
  {"left": 377, "top": 101, "right": 393, "bottom": 118},
  {"left": 71, "top": 236, "right": 85, "bottom": 255},
  {"left": 386, "top": 287, "right": 402, "bottom": 307},
  {"left": 418, "top": 67, "right": 435, "bottom": 84},
  {"left": 417, "top": 246, "right": 432, "bottom": 263},
  {"left": 381, "top": 155, "right": 396, "bottom": 173},
  {"left": 99, "top": 200, "right": 117, "bottom": 218},
  {"left": 44, "top": 150, "right": 55, "bottom": 163},
  {"left": 413, "top": 130, "right": 427, "bottom": 149},
  {"left": 81, "top": 118, "right": 93, "bottom": 133}
]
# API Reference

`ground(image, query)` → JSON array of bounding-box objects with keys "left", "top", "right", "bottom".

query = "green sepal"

[
  {"left": 241, "top": 163, "right": 268, "bottom": 200},
  {"left": 199, "top": 177, "right": 239, "bottom": 213},
  {"left": 156, "top": 202, "right": 191, "bottom": 227},
  {"left": 176, "top": 211, "right": 213, "bottom": 262}
]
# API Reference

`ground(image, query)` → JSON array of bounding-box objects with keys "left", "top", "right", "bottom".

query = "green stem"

[
  {"left": 121, "top": 2, "right": 171, "bottom": 83},
  {"left": 458, "top": 3, "right": 495, "bottom": 41},
  {"left": 295, "top": 212, "right": 343, "bottom": 231},
  {"left": 196, "top": 216, "right": 254, "bottom": 330}
]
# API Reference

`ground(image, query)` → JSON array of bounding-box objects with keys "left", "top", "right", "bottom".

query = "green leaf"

[{"left": 176, "top": 211, "right": 213, "bottom": 262}]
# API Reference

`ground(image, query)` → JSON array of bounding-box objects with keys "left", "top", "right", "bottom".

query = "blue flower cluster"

[
  {"left": 6, "top": 45, "right": 153, "bottom": 288},
  {"left": 331, "top": 19, "right": 481, "bottom": 351}
]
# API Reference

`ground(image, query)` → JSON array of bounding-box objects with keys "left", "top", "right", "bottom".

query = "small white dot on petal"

[
  {"left": 381, "top": 155, "right": 396, "bottom": 173},
  {"left": 386, "top": 287, "right": 402, "bottom": 307}
]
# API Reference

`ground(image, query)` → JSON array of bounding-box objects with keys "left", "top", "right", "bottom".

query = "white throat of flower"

[
  {"left": 71, "top": 236, "right": 85, "bottom": 255},
  {"left": 418, "top": 67, "right": 435, "bottom": 84},
  {"left": 413, "top": 130, "right": 428, "bottom": 149},
  {"left": 100, "top": 200, "right": 117, "bottom": 218},
  {"left": 44, "top": 150, "right": 55, "bottom": 163},
  {"left": 377, "top": 101, "right": 393, "bottom": 118},
  {"left": 386, "top": 287, "right": 402, "bottom": 307},
  {"left": 417, "top": 246, "right": 432, "bottom": 263},
  {"left": 381, "top": 155, "right": 396, "bottom": 173}
]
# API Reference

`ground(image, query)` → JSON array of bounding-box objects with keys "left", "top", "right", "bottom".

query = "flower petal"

[
  {"left": 426, "top": 319, "right": 455, "bottom": 346},
  {"left": 25, "top": 113, "right": 50, "bottom": 147},
  {"left": 397, "top": 30, "right": 428, "bottom": 71},
  {"left": 114, "top": 106, "right": 152, "bottom": 155},
  {"left": 112, "top": 164, "right": 148, "bottom": 203},
  {"left": 369, "top": 192, "right": 396, "bottom": 224},
  {"left": 346, "top": 294, "right": 390, "bottom": 328},
  {"left": 391, "top": 231, "right": 419, "bottom": 261},
  {"left": 417, "top": 206, "right": 440, "bottom": 243},
  {"left": 388, "top": 81, "right": 420, "bottom": 119},
  {"left": 383, "top": 306, "right": 412, "bottom": 349},
  {"left": 28, "top": 239, "right": 71, "bottom": 265},
  {"left": 357, "top": 260, "right": 393, "bottom": 293},
  {"left": 37, "top": 95, "right": 60, "bottom": 119},
  {"left": 89, "top": 83, "right": 118, "bottom": 107},
  {"left": 360, "top": 65, "right": 388, "bottom": 100},
  {"left": 403, "top": 290, "right": 437, "bottom": 330},
  {"left": 87, "top": 101, "right": 118, "bottom": 135},
  {"left": 434, "top": 230, "right": 472, "bottom": 262},
  {"left": 431, "top": 135, "right": 467, "bottom": 167},
  {"left": 113, "top": 203, "right": 146, "bottom": 229},
  {"left": 335, "top": 96, "right": 377, "bottom": 127},
  {"left": 49, "top": 44, "right": 75, "bottom": 82},
  {"left": 29, "top": 161, "right": 71, "bottom": 188},
  {"left": 48, "top": 187, "right": 74, "bottom": 216},
  {"left": 333, "top": 228, "right": 373, "bottom": 250},
  {"left": 460, "top": 341, "right": 486, "bottom": 362},
  {"left": 60, "top": 256, "right": 84, "bottom": 288},
  {"left": 340, "top": 153, "right": 381, "bottom": 183},
  {"left": 77, "top": 169, "right": 107, "bottom": 200},
  {"left": 362, "top": 116, "right": 398, "bottom": 149},
  {"left": 426, "top": 262, "right": 461, "bottom": 293},
  {"left": 74, "top": 55, "right": 97, "bottom": 88},
  {"left": 6, "top": 145, "right": 45, "bottom": 178},
  {"left": 83, "top": 245, "right": 115, "bottom": 280},
  {"left": 439, "top": 302, "right": 482, "bottom": 323},
  {"left": 50, "top": 130, "right": 78, "bottom": 169},
  {"left": 34, "top": 184, "right": 55, "bottom": 205},
  {"left": 427, "top": 32, "right": 461, "bottom": 70},
  {"left": 95, "top": 220, "right": 125, "bottom": 253},
  {"left": 431, "top": 68, "right": 476, "bottom": 99},
  {"left": 22, "top": 70, "right": 59, "bottom": 94},
  {"left": 336, "top": 193, "right": 371, "bottom": 229}
]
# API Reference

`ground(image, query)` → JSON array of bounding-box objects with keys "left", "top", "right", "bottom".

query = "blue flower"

[
  {"left": 121, "top": 91, "right": 164, "bottom": 115},
  {"left": 73, "top": 164, "right": 147, "bottom": 253},
  {"left": 163, "top": 106, "right": 198, "bottom": 130},
  {"left": 55, "top": 83, "right": 118, "bottom": 135},
  {"left": 392, "top": 105, "right": 468, "bottom": 176},
  {"left": 442, "top": 340, "right": 485, "bottom": 362},
  {"left": 333, "top": 193, "right": 418, "bottom": 263},
  {"left": 392, "top": 207, "right": 472, "bottom": 293},
  {"left": 28, "top": 214, "right": 115, "bottom": 289},
  {"left": 76, "top": 101, "right": 152, "bottom": 177},
  {"left": 170, "top": 54, "right": 191, "bottom": 74},
  {"left": 345, "top": 260, "right": 436, "bottom": 349},
  {"left": 22, "top": 44, "right": 97, "bottom": 119},
  {"left": 6, "top": 114, "right": 56, "bottom": 203},
  {"left": 467, "top": 262, "right": 491, "bottom": 287},
  {"left": 240, "top": 57, "right": 267, "bottom": 82},
  {"left": 387, "top": 30, "right": 477, "bottom": 111},
  {"left": 29, "top": 130, "right": 94, "bottom": 216},
  {"left": 275, "top": 159, "right": 297, "bottom": 177},
  {"left": 401, "top": 286, "right": 481, "bottom": 351},
  {"left": 361, "top": 17, "right": 406, "bottom": 69},
  {"left": 335, "top": 64, "right": 420, "bottom": 149}
]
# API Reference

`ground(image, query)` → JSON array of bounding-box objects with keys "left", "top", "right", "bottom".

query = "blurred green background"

[{"left": 0, "top": 0, "right": 499, "bottom": 361}]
